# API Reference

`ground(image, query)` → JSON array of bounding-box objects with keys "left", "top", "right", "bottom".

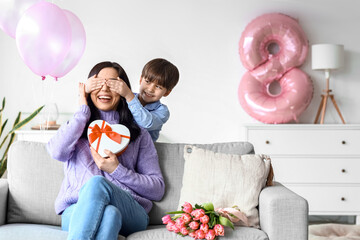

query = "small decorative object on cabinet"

[
  {"left": 244, "top": 124, "right": 360, "bottom": 224},
  {"left": 31, "top": 102, "right": 60, "bottom": 130}
]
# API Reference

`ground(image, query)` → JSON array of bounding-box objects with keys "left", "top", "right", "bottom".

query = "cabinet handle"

[
  {"left": 341, "top": 197, "right": 346, "bottom": 201},
  {"left": 341, "top": 169, "right": 346, "bottom": 173},
  {"left": 342, "top": 140, "right": 346, "bottom": 144},
  {"left": 265, "top": 140, "right": 270, "bottom": 144}
]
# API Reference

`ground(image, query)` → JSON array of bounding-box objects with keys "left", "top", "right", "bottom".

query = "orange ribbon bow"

[{"left": 88, "top": 121, "right": 129, "bottom": 152}]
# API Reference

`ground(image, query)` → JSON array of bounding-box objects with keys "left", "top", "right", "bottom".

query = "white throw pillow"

[{"left": 178, "top": 145, "right": 271, "bottom": 228}]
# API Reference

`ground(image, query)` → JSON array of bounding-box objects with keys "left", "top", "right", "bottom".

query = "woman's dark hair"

[{"left": 81, "top": 61, "right": 141, "bottom": 142}]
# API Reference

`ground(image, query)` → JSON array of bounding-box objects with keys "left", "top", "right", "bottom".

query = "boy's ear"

[{"left": 164, "top": 89, "right": 172, "bottom": 97}]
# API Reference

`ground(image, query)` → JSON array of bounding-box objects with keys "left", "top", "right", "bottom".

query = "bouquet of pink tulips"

[{"left": 162, "top": 202, "right": 248, "bottom": 240}]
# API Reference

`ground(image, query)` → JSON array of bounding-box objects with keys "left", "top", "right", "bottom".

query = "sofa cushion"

[
  {"left": 0, "top": 224, "right": 68, "bottom": 240},
  {"left": 178, "top": 146, "right": 271, "bottom": 228},
  {"left": 149, "top": 142, "right": 254, "bottom": 225},
  {"left": 127, "top": 225, "right": 269, "bottom": 240},
  {"left": 0, "top": 223, "right": 125, "bottom": 240},
  {"left": 7, "top": 141, "right": 63, "bottom": 226}
]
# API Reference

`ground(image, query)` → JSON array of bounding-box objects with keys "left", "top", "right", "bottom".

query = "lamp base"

[{"left": 314, "top": 89, "right": 346, "bottom": 124}]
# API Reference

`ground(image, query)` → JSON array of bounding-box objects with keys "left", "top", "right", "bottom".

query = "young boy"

[{"left": 106, "top": 58, "right": 179, "bottom": 141}]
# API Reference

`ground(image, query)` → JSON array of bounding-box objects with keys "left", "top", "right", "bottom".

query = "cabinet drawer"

[
  {"left": 287, "top": 185, "right": 360, "bottom": 213},
  {"left": 248, "top": 129, "right": 360, "bottom": 155},
  {"left": 271, "top": 157, "right": 360, "bottom": 184}
]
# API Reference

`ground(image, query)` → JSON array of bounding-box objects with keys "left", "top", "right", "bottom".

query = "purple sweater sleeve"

[
  {"left": 109, "top": 129, "right": 165, "bottom": 201},
  {"left": 47, "top": 105, "right": 90, "bottom": 162}
]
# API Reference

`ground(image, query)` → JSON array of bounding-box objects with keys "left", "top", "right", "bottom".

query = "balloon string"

[
  {"left": 54, "top": 77, "right": 58, "bottom": 81},
  {"left": 42, "top": 76, "right": 46, "bottom": 80}
]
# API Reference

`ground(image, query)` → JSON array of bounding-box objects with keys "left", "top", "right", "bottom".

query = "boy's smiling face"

[{"left": 138, "top": 77, "right": 171, "bottom": 106}]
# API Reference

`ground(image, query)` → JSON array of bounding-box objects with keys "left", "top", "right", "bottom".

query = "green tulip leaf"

[
  {"left": 219, "top": 216, "right": 234, "bottom": 230},
  {"left": 165, "top": 211, "right": 184, "bottom": 214},
  {"left": 202, "top": 202, "right": 214, "bottom": 211},
  {"left": 208, "top": 213, "right": 217, "bottom": 228}
]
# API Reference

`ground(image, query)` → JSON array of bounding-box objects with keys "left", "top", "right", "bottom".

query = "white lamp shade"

[{"left": 312, "top": 44, "right": 344, "bottom": 70}]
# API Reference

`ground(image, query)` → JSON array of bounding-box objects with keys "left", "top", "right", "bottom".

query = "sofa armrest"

[
  {"left": 259, "top": 182, "right": 308, "bottom": 240},
  {"left": 0, "top": 178, "right": 9, "bottom": 226}
]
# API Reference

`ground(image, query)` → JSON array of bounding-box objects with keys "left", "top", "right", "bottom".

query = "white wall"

[{"left": 1, "top": 0, "right": 360, "bottom": 143}]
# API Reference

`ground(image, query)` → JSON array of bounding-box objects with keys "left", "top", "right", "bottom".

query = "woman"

[{"left": 47, "top": 62, "right": 165, "bottom": 240}]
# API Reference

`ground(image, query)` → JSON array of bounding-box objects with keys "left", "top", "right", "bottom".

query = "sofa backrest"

[
  {"left": 7, "top": 141, "right": 63, "bottom": 226},
  {"left": 7, "top": 141, "right": 254, "bottom": 226}
]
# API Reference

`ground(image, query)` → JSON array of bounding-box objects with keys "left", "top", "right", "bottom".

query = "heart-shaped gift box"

[{"left": 87, "top": 120, "right": 130, "bottom": 157}]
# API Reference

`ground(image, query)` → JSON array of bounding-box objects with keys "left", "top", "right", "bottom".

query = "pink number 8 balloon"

[{"left": 238, "top": 13, "right": 313, "bottom": 123}]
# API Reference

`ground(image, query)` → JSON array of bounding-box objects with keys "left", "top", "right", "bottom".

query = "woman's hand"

[
  {"left": 85, "top": 74, "right": 106, "bottom": 94},
  {"left": 79, "top": 83, "right": 88, "bottom": 106},
  {"left": 107, "top": 77, "right": 135, "bottom": 102},
  {"left": 90, "top": 147, "right": 119, "bottom": 173}
]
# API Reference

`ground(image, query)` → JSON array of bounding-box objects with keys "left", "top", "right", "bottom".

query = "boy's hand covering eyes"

[
  {"left": 107, "top": 77, "right": 135, "bottom": 102},
  {"left": 85, "top": 74, "right": 106, "bottom": 93}
]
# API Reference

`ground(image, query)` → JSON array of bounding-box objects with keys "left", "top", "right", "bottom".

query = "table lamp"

[{"left": 312, "top": 44, "right": 345, "bottom": 124}]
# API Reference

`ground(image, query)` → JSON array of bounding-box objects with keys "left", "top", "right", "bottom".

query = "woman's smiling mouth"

[{"left": 98, "top": 95, "right": 112, "bottom": 103}]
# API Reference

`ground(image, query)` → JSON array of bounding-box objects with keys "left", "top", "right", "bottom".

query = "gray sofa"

[{"left": 0, "top": 140, "right": 308, "bottom": 240}]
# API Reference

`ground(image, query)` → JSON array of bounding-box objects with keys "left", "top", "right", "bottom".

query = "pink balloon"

[
  {"left": 0, "top": 0, "right": 43, "bottom": 38},
  {"left": 50, "top": 10, "right": 86, "bottom": 79},
  {"left": 16, "top": 2, "right": 71, "bottom": 77},
  {"left": 238, "top": 13, "right": 313, "bottom": 123},
  {"left": 238, "top": 69, "right": 313, "bottom": 124},
  {"left": 239, "top": 13, "right": 308, "bottom": 75}
]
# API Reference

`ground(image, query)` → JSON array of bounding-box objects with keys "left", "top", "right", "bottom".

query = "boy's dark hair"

[
  {"left": 141, "top": 58, "right": 179, "bottom": 90},
  {"left": 81, "top": 61, "right": 141, "bottom": 142}
]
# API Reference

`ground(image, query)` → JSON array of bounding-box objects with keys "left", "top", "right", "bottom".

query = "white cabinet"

[
  {"left": 15, "top": 130, "right": 57, "bottom": 143},
  {"left": 244, "top": 124, "right": 360, "bottom": 224},
  {"left": 15, "top": 112, "right": 71, "bottom": 143}
]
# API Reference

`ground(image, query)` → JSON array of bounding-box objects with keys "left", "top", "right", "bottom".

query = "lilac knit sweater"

[{"left": 46, "top": 105, "right": 165, "bottom": 214}]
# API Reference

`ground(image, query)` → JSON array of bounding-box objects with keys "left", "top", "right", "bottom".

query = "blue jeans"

[{"left": 61, "top": 176, "right": 149, "bottom": 240}]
